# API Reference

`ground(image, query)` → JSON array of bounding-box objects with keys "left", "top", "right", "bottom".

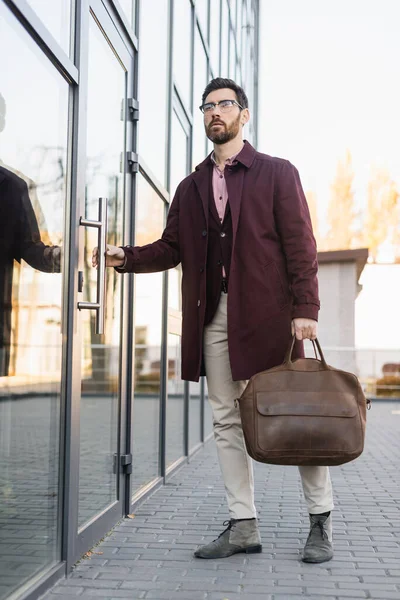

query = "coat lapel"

[
  {"left": 227, "top": 141, "right": 256, "bottom": 248},
  {"left": 192, "top": 163, "right": 212, "bottom": 227},
  {"left": 226, "top": 166, "right": 245, "bottom": 250}
]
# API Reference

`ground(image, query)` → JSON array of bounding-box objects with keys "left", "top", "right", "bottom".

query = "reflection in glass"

[
  {"left": 192, "top": 29, "right": 208, "bottom": 170},
  {"left": 25, "top": 0, "right": 71, "bottom": 56},
  {"left": 210, "top": 0, "right": 221, "bottom": 75},
  {"left": 171, "top": 110, "right": 189, "bottom": 196},
  {"left": 173, "top": 0, "right": 192, "bottom": 107},
  {"left": 236, "top": 0, "right": 242, "bottom": 65},
  {"left": 236, "top": 62, "right": 241, "bottom": 88},
  {"left": 165, "top": 110, "right": 189, "bottom": 468},
  {"left": 221, "top": 0, "right": 229, "bottom": 76},
  {"left": 0, "top": 5, "right": 67, "bottom": 598},
  {"left": 241, "top": 1, "right": 247, "bottom": 74},
  {"left": 229, "top": 31, "right": 236, "bottom": 78},
  {"left": 78, "top": 16, "right": 125, "bottom": 529},
  {"left": 118, "top": 0, "right": 136, "bottom": 33},
  {"left": 230, "top": 0, "right": 237, "bottom": 30},
  {"left": 138, "top": 0, "right": 168, "bottom": 185},
  {"left": 189, "top": 380, "right": 201, "bottom": 450},
  {"left": 131, "top": 174, "right": 165, "bottom": 495},
  {"left": 196, "top": 0, "right": 208, "bottom": 40},
  {"left": 166, "top": 333, "right": 185, "bottom": 467}
]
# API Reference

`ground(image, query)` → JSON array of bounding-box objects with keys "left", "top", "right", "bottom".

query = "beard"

[{"left": 206, "top": 113, "right": 241, "bottom": 145}]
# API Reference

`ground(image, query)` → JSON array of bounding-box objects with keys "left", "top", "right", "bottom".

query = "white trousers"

[{"left": 203, "top": 293, "right": 335, "bottom": 520}]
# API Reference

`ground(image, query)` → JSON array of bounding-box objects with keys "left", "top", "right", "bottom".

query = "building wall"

[{"left": 314, "top": 261, "right": 359, "bottom": 373}]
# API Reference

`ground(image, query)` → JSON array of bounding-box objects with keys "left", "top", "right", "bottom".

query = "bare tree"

[
  {"left": 305, "top": 190, "right": 320, "bottom": 248},
  {"left": 325, "top": 150, "right": 357, "bottom": 250},
  {"left": 362, "top": 169, "right": 399, "bottom": 262}
]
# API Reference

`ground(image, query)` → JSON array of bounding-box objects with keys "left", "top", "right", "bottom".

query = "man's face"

[{"left": 203, "top": 88, "right": 248, "bottom": 145}]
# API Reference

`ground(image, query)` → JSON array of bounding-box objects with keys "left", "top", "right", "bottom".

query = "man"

[{"left": 93, "top": 78, "right": 334, "bottom": 563}]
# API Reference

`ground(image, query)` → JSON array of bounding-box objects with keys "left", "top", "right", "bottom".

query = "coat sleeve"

[
  {"left": 15, "top": 178, "right": 61, "bottom": 273},
  {"left": 116, "top": 183, "right": 181, "bottom": 274},
  {"left": 273, "top": 160, "right": 320, "bottom": 321}
]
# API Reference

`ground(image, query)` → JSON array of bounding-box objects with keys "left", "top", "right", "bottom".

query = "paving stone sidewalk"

[{"left": 44, "top": 401, "right": 400, "bottom": 600}]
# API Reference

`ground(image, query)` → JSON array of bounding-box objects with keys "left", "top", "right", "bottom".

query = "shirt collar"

[
  {"left": 211, "top": 145, "right": 243, "bottom": 168},
  {"left": 195, "top": 140, "right": 256, "bottom": 171},
  {"left": 209, "top": 140, "right": 255, "bottom": 170}
]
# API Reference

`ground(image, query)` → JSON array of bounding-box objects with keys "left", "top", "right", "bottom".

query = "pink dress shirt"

[{"left": 210, "top": 148, "right": 242, "bottom": 278}]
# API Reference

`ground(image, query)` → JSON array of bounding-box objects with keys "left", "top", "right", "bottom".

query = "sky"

[
  {"left": 258, "top": 0, "right": 400, "bottom": 234},
  {"left": 257, "top": 0, "right": 400, "bottom": 350}
]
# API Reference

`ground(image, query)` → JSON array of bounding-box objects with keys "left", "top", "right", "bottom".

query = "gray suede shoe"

[
  {"left": 302, "top": 514, "right": 333, "bottom": 563},
  {"left": 194, "top": 519, "right": 262, "bottom": 559}
]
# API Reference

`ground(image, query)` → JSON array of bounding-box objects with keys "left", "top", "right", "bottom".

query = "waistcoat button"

[
  {"left": 220, "top": 232, "right": 226, "bottom": 238},
  {"left": 202, "top": 230, "right": 207, "bottom": 237}
]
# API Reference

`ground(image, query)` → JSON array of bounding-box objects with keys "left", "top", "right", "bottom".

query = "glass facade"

[
  {"left": 0, "top": 3, "right": 68, "bottom": 597},
  {"left": 0, "top": 0, "right": 259, "bottom": 598}
]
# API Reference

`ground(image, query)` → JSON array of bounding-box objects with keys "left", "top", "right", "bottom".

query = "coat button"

[
  {"left": 217, "top": 260, "right": 222, "bottom": 266},
  {"left": 200, "top": 267, "right": 204, "bottom": 273},
  {"left": 220, "top": 232, "right": 226, "bottom": 238},
  {"left": 202, "top": 230, "right": 207, "bottom": 237},
  {"left": 197, "top": 300, "right": 201, "bottom": 307}
]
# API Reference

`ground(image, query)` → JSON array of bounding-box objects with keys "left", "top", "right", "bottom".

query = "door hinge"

[
  {"left": 113, "top": 453, "right": 132, "bottom": 475},
  {"left": 120, "top": 151, "right": 139, "bottom": 173},
  {"left": 121, "top": 98, "right": 139, "bottom": 121},
  {"left": 127, "top": 151, "right": 139, "bottom": 173}
]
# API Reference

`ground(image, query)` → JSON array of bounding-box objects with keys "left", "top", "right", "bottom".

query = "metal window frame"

[
  {"left": 3, "top": 0, "right": 78, "bottom": 83},
  {"left": 107, "top": 0, "right": 139, "bottom": 50}
]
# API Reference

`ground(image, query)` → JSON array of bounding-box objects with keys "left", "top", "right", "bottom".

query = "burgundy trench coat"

[{"left": 121, "top": 141, "right": 320, "bottom": 382}]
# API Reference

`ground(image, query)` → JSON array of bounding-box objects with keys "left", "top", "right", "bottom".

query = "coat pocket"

[{"left": 263, "top": 261, "right": 289, "bottom": 310}]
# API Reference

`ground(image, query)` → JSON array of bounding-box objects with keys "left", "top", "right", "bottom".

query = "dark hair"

[{"left": 202, "top": 78, "right": 249, "bottom": 109}]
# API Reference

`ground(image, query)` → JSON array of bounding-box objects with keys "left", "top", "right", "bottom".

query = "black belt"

[{"left": 221, "top": 278, "right": 228, "bottom": 294}]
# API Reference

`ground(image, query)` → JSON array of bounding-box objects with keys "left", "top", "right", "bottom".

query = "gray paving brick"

[
  {"left": 46, "top": 596, "right": 87, "bottom": 600},
  {"left": 306, "top": 588, "right": 367, "bottom": 598},
  {"left": 368, "top": 593, "right": 400, "bottom": 600},
  {"left": 97, "top": 572, "right": 155, "bottom": 582},
  {"left": 145, "top": 592, "right": 205, "bottom": 600},
  {"left": 271, "top": 597, "right": 336, "bottom": 600},
  {"left": 338, "top": 582, "right": 399, "bottom": 591},
  {"left": 120, "top": 580, "right": 178, "bottom": 590},
  {"left": 82, "top": 590, "right": 145, "bottom": 597},
  {"left": 241, "top": 585, "right": 306, "bottom": 594},
  {"left": 51, "top": 587, "right": 84, "bottom": 596},
  {"left": 207, "top": 595, "right": 271, "bottom": 600}
]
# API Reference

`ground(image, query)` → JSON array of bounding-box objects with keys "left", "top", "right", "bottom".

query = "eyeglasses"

[{"left": 199, "top": 99, "right": 244, "bottom": 114}]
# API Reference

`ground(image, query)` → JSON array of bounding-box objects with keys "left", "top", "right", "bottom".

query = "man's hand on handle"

[
  {"left": 291, "top": 318, "right": 317, "bottom": 341},
  {"left": 92, "top": 244, "right": 125, "bottom": 268}
]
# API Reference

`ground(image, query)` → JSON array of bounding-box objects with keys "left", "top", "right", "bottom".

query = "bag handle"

[{"left": 284, "top": 335, "right": 328, "bottom": 368}]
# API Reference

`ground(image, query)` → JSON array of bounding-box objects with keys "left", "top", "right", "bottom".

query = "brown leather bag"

[{"left": 237, "top": 336, "right": 369, "bottom": 466}]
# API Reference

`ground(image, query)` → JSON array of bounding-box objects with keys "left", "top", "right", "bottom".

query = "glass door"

[{"left": 71, "top": 0, "right": 134, "bottom": 561}]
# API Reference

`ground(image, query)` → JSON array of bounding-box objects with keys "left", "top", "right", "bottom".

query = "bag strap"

[{"left": 284, "top": 335, "right": 328, "bottom": 368}]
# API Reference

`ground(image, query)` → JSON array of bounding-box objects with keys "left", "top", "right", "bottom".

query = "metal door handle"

[{"left": 77, "top": 197, "right": 108, "bottom": 335}]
